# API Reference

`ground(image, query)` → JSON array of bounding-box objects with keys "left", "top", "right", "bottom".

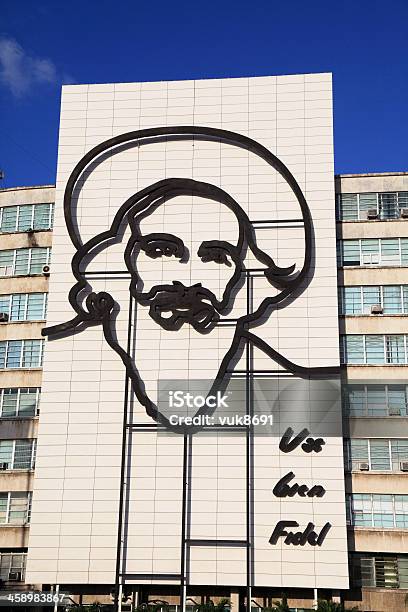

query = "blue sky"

[{"left": 0, "top": 0, "right": 407, "bottom": 188}]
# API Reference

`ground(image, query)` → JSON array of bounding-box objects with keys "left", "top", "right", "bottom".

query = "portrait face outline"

[{"left": 43, "top": 126, "right": 318, "bottom": 433}]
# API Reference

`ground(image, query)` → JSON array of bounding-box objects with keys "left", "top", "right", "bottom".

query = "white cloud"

[{"left": 0, "top": 36, "right": 63, "bottom": 97}]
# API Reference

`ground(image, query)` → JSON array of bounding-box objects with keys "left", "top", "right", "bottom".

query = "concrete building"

[
  {"left": 0, "top": 76, "right": 407, "bottom": 612},
  {"left": 0, "top": 184, "right": 53, "bottom": 587}
]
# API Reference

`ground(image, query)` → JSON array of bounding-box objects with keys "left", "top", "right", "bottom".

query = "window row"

[
  {"left": 347, "top": 494, "right": 408, "bottom": 528},
  {"left": 0, "top": 203, "right": 54, "bottom": 233},
  {"left": 0, "top": 248, "right": 51, "bottom": 277},
  {"left": 339, "top": 285, "right": 408, "bottom": 315},
  {"left": 340, "top": 335, "right": 408, "bottom": 365},
  {"left": 345, "top": 439, "right": 408, "bottom": 472},
  {"left": 337, "top": 192, "right": 408, "bottom": 221},
  {"left": 0, "top": 439, "right": 36, "bottom": 470},
  {"left": 0, "top": 552, "right": 26, "bottom": 582},
  {"left": 350, "top": 554, "right": 408, "bottom": 589},
  {"left": 338, "top": 238, "right": 408, "bottom": 267},
  {"left": 0, "top": 492, "right": 31, "bottom": 525},
  {"left": 0, "top": 340, "right": 44, "bottom": 369},
  {"left": 343, "top": 384, "right": 408, "bottom": 417},
  {"left": 0, "top": 293, "right": 47, "bottom": 322},
  {"left": 0, "top": 388, "right": 40, "bottom": 419}
]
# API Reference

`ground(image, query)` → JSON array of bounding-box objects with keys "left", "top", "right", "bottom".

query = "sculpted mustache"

[{"left": 140, "top": 282, "right": 220, "bottom": 313}]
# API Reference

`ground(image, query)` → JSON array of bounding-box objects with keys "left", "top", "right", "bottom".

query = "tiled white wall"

[{"left": 26, "top": 74, "right": 348, "bottom": 589}]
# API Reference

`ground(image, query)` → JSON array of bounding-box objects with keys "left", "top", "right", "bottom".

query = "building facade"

[{"left": 0, "top": 76, "right": 407, "bottom": 612}]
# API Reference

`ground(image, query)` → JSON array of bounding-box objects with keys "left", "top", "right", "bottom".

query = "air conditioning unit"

[
  {"left": 400, "top": 208, "right": 408, "bottom": 218},
  {"left": 371, "top": 304, "right": 383, "bottom": 315},
  {"left": 0, "top": 312, "right": 9, "bottom": 322},
  {"left": 8, "top": 571, "right": 21, "bottom": 581},
  {"left": 367, "top": 208, "right": 379, "bottom": 219},
  {"left": 389, "top": 406, "right": 402, "bottom": 416},
  {"left": 0, "top": 463, "right": 9, "bottom": 470},
  {"left": 359, "top": 462, "right": 370, "bottom": 471},
  {"left": 400, "top": 462, "right": 408, "bottom": 472},
  {"left": 42, "top": 265, "right": 50, "bottom": 276}
]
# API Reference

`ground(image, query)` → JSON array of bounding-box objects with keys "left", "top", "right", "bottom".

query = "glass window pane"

[
  {"left": 339, "top": 194, "right": 358, "bottom": 220},
  {"left": 14, "top": 249, "right": 30, "bottom": 276},
  {"left": 398, "top": 557, "right": 408, "bottom": 589},
  {"left": 370, "top": 440, "right": 391, "bottom": 470},
  {"left": 388, "top": 385, "right": 407, "bottom": 416},
  {"left": 0, "top": 250, "right": 14, "bottom": 276},
  {"left": 361, "top": 239, "right": 380, "bottom": 265},
  {"left": 391, "top": 440, "right": 408, "bottom": 470},
  {"left": 367, "top": 385, "right": 388, "bottom": 416},
  {"left": 346, "top": 385, "right": 366, "bottom": 416},
  {"left": 29, "top": 248, "right": 48, "bottom": 274},
  {"left": 0, "top": 295, "right": 10, "bottom": 317},
  {"left": 359, "top": 556, "right": 375, "bottom": 587},
  {"left": 383, "top": 286, "right": 402, "bottom": 314},
  {"left": 342, "top": 287, "right": 362, "bottom": 314},
  {"left": 8, "top": 492, "right": 29, "bottom": 524},
  {"left": 6, "top": 341, "right": 22, "bottom": 369},
  {"left": 10, "top": 294, "right": 27, "bottom": 321},
  {"left": 13, "top": 440, "right": 33, "bottom": 469},
  {"left": 380, "top": 239, "right": 400, "bottom": 265},
  {"left": 343, "top": 336, "right": 364, "bottom": 364},
  {"left": 22, "top": 340, "right": 42, "bottom": 368},
  {"left": 342, "top": 240, "right": 360, "bottom": 266},
  {"left": 33, "top": 204, "right": 51, "bottom": 230},
  {"left": 350, "top": 439, "right": 369, "bottom": 470},
  {"left": 0, "top": 207, "right": 18, "bottom": 232},
  {"left": 0, "top": 441, "right": 13, "bottom": 467},
  {"left": 362, "top": 286, "right": 381, "bottom": 313},
  {"left": 401, "top": 239, "right": 408, "bottom": 265},
  {"left": 0, "top": 342, "right": 6, "bottom": 369},
  {"left": 385, "top": 335, "right": 406, "bottom": 364},
  {"left": 373, "top": 513, "right": 395, "bottom": 528},
  {"left": 379, "top": 193, "right": 398, "bottom": 220},
  {"left": 403, "top": 287, "right": 408, "bottom": 313},
  {"left": 1, "top": 389, "right": 18, "bottom": 417},
  {"left": 17, "top": 205, "right": 33, "bottom": 231},
  {"left": 0, "top": 494, "right": 8, "bottom": 524},
  {"left": 359, "top": 193, "right": 378, "bottom": 220},
  {"left": 365, "top": 335, "right": 385, "bottom": 364},
  {"left": 26, "top": 294, "right": 45, "bottom": 320},
  {"left": 18, "top": 389, "right": 38, "bottom": 417}
]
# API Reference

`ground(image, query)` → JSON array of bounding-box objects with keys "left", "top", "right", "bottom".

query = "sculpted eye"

[
  {"left": 198, "top": 242, "right": 235, "bottom": 267},
  {"left": 140, "top": 234, "right": 185, "bottom": 260}
]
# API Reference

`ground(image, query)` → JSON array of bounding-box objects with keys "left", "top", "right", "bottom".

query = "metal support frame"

[{"left": 114, "top": 270, "right": 256, "bottom": 612}]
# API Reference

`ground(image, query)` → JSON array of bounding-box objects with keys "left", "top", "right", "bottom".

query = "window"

[
  {"left": 350, "top": 554, "right": 407, "bottom": 589},
  {"left": 0, "top": 340, "right": 44, "bottom": 369},
  {"left": 347, "top": 494, "right": 408, "bottom": 528},
  {"left": 340, "top": 285, "right": 408, "bottom": 315},
  {"left": 343, "top": 384, "right": 408, "bottom": 417},
  {"left": 0, "top": 552, "right": 26, "bottom": 582},
  {"left": 337, "top": 192, "right": 408, "bottom": 221},
  {"left": 0, "top": 293, "right": 47, "bottom": 321},
  {"left": 0, "top": 492, "right": 31, "bottom": 525},
  {"left": 0, "top": 388, "right": 39, "bottom": 418},
  {"left": 0, "top": 248, "right": 51, "bottom": 277},
  {"left": 346, "top": 439, "right": 408, "bottom": 471},
  {"left": 340, "top": 335, "right": 408, "bottom": 365},
  {"left": 0, "top": 439, "right": 36, "bottom": 470},
  {"left": 338, "top": 239, "right": 408, "bottom": 267},
  {"left": 0, "top": 203, "right": 54, "bottom": 233}
]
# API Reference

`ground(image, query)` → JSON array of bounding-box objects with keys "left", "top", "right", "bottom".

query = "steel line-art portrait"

[{"left": 43, "top": 126, "right": 339, "bottom": 433}]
